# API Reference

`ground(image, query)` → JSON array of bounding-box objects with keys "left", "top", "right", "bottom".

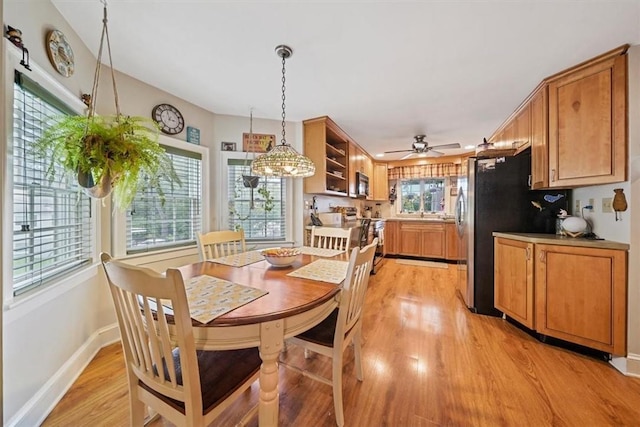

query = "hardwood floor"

[{"left": 43, "top": 260, "right": 640, "bottom": 426}]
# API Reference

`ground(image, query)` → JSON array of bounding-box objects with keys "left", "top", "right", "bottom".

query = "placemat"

[
  {"left": 209, "top": 250, "right": 264, "bottom": 267},
  {"left": 165, "top": 275, "right": 268, "bottom": 324},
  {"left": 287, "top": 259, "right": 349, "bottom": 284},
  {"left": 299, "top": 246, "right": 345, "bottom": 258}
]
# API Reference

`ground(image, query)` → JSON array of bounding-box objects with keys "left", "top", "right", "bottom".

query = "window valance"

[{"left": 387, "top": 162, "right": 467, "bottom": 180}]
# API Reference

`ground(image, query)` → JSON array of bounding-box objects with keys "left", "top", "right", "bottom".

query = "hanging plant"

[{"left": 32, "top": 2, "right": 179, "bottom": 210}]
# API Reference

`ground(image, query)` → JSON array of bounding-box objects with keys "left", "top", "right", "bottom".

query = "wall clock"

[
  {"left": 46, "top": 30, "right": 75, "bottom": 77},
  {"left": 152, "top": 103, "right": 185, "bottom": 135}
]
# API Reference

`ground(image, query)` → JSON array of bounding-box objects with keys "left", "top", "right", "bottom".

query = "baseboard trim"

[{"left": 6, "top": 323, "right": 120, "bottom": 427}]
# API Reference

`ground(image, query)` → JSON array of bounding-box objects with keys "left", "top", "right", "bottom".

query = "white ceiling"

[{"left": 51, "top": 0, "right": 640, "bottom": 160}]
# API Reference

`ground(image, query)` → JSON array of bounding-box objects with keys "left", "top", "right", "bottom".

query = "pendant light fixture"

[{"left": 251, "top": 45, "right": 315, "bottom": 178}]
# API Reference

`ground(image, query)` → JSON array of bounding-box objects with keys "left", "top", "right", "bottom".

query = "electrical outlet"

[
  {"left": 587, "top": 198, "right": 595, "bottom": 210},
  {"left": 602, "top": 198, "right": 613, "bottom": 213},
  {"left": 575, "top": 199, "right": 581, "bottom": 213}
]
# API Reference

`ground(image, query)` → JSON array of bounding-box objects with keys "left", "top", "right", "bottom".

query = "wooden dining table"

[{"left": 176, "top": 251, "right": 348, "bottom": 427}]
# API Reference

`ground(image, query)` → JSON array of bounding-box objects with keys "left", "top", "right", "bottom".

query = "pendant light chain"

[{"left": 280, "top": 53, "right": 287, "bottom": 145}]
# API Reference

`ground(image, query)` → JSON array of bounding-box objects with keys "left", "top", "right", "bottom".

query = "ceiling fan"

[{"left": 384, "top": 135, "right": 461, "bottom": 160}]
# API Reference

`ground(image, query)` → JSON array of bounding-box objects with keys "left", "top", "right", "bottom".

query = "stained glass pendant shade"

[{"left": 251, "top": 45, "right": 315, "bottom": 178}]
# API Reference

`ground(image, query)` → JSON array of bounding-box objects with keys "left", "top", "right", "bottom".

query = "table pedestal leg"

[{"left": 259, "top": 320, "right": 284, "bottom": 426}]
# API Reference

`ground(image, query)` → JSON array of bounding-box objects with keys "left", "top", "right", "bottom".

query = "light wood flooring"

[{"left": 43, "top": 259, "right": 640, "bottom": 426}]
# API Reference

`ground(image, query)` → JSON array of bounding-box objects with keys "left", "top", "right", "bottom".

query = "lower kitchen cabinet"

[
  {"left": 494, "top": 238, "right": 534, "bottom": 329},
  {"left": 399, "top": 222, "right": 445, "bottom": 258},
  {"left": 445, "top": 223, "right": 460, "bottom": 261},
  {"left": 494, "top": 234, "right": 628, "bottom": 356}
]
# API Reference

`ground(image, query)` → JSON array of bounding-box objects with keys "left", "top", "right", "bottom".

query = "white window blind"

[
  {"left": 227, "top": 159, "right": 286, "bottom": 241},
  {"left": 126, "top": 146, "right": 202, "bottom": 254},
  {"left": 12, "top": 71, "right": 92, "bottom": 295}
]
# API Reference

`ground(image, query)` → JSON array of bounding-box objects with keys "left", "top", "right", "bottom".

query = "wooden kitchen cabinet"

[
  {"left": 547, "top": 45, "right": 627, "bottom": 187},
  {"left": 385, "top": 220, "right": 399, "bottom": 255},
  {"left": 494, "top": 238, "right": 534, "bottom": 329},
  {"left": 303, "top": 116, "right": 350, "bottom": 196},
  {"left": 399, "top": 221, "right": 445, "bottom": 259},
  {"left": 348, "top": 143, "right": 374, "bottom": 199},
  {"left": 530, "top": 84, "right": 548, "bottom": 189},
  {"left": 445, "top": 223, "right": 459, "bottom": 261},
  {"left": 372, "top": 162, "right": 389, "bottom": 201},
  {"left": 535, "top": 243, "right": 627, "bottom": 355},
  {"left": 493, "top": 233, "right": 628, "bottom": 356},
  {"left": 513, "top": 102, "right": 530, "bottom": 151}
]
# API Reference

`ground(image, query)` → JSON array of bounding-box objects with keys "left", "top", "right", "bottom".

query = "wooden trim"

[{"left": 544, "top": 44, "right": 629, "bottom": 83}]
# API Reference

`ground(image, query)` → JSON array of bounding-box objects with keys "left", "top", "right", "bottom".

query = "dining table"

[{"left": 175, "top": 249, "right": 350, "bottom": 427}]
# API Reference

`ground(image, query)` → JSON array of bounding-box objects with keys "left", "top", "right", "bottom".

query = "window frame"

[
  {"left": 219, "top": 150, "right": 295, "bottom": 245},
  {"left": 396, "top": 177, "right": 447, "bottom": 214},
  {"left": 111, "top": 134, "right": 210, "bottom": 259},
  {"left": 3, "top": 42, "right": 100, "bottom": 307}
]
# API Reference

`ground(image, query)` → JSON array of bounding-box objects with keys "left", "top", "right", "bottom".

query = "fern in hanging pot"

[
  {"left": 32, "top": 1, "right": 179, "bottom": 211},
  {"left": 33, "top": 113, "right": 178, "bottom": 210}
]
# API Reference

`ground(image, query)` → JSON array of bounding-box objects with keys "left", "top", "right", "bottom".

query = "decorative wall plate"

[{"left": 46, "top": 29, "right": 75, "bottom": 77}]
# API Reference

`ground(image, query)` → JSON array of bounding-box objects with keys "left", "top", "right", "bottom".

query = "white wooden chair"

[
  {"left": 100, "top": 253, "right": 261, "bottom": 426},
  {"left": 280, "top": 239, "right": 378, "bottom": 427},
  {"left": 196, "top": 229, "right": 246, "bottom": 260},
  {"left": 310, "top": 226, "right": 352, "bottom": 251}
]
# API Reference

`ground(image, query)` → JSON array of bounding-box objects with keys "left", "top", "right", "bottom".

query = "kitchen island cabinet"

[{"left": 493, "top": 232, "right": 628, "bottom": 356}]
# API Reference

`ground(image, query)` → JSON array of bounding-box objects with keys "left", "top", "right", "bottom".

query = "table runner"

[
  {"left": 287, "top": 259, "right": 349, "bottom": 284},
  {"left": 164, "top": 275, "right": 267, "bottom": 324},
  {"left": 209, "top": 250, "right": 264, "bottom": 267},
  {"left": 298, "top": 246, "right": 345, "bottom": 258}
]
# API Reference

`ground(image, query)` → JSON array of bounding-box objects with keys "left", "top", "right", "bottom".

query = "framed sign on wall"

[{"left": 242, "top": 133, "right": 275, "bottom": 153}]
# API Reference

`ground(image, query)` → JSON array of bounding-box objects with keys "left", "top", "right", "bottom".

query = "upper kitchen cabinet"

[
  {"left": 546, "top": 45, "right": 628, "bottom": 187},
  {"left": 348, "top": 142, "right": 374, "bottom": 199},
  {"left": 303, "top": 116, "right": 350, "bottom": 196},
  {"left": 372, "top": 162, "right": 389, "bottom": 201},
  {"left": 530, "top": 84, "right": 548, "bottom": 189}
]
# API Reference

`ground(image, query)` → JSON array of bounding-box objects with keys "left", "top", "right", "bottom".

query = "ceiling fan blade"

[
  {"left": 427, "top": 150, "right": 444, "bottom": 157},
  {"left": 400, "top": 152, "right": 416, "bottom": 160},
  {"left": 431, "top": 143, "right": 461, "bottom": 150},
  {"left": 384, "top": 149, "right": 413, "bottom": 154}
]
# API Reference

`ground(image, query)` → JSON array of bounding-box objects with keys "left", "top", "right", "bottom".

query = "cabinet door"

[
  {"left": 514, "top": 103, "right": 530, "bottom": 150},
  {"left": 530, "top": 86, "right": 548, "bottom": 189},
  {"left": 419, "top": 223, "right": 445, "bottom": 258},
  {"left": 348, "top": 143, "right": 358, "bottom": 197},
  {"left": 372, "top": 163, "right": 389, "bottom": 201},
  {"left": 399, "top": 224, "right": 422, "bottom": 257},
  {"left": 445, "top": 223, "right": 459, "bottom": 260},
  {"left": 547, "top": 53, "right": 627, "bottom": 187},
  {"left": 494, "top": 238, "right": 534, "bottom": 328},
  {"left": 385, "top": 221, "right": 399, "bottom": 255},
  {"left": 535, "top": 244, "right": 627, "bottom": 355}
]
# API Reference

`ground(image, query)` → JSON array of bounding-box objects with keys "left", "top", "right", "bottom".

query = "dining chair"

[
  {"left": 100, "top": 253, "right": 261, "bottom": 426},
  {"left": 280, "top": 239, "right": 378, "bottom": 427},
  {"left": 310, "top": 226, "right": 352, "bottom": 251},
  {"left": 196, "top": 229, "right": 246, "bottom": 260},
  {"left": 357, "top": 218, "right": 371, "bottom": 248}
]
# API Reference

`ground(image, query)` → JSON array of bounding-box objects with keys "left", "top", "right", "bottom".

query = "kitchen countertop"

[
  {"left": 385, "top": 217, "right": 455, "bottom": 223},
  {"left": 493, "top": 232, "right": 630, "bottom": 251},
  {"left": 304, "top": 218, "right": 385, "bottom": 230}
]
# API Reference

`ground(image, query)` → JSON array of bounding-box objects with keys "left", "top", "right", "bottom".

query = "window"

[
  {"left": 126, "top": 146, "right": 202, "bottom": 254},
  {"left": 227, "top": 159, "right": 286, "bottom": 241},
  {"left": 12, "top": 72, "right": 92, "bottom": 295},
  {"left": 399, "top": 178, "right": 445, "bottom": 213}
]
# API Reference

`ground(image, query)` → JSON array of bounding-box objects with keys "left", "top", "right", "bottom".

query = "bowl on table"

[{"left": 261, "top": 247, "right": 301, "bottom": 267}]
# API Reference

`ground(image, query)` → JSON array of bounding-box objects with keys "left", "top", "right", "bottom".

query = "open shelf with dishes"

[{"left": 303, "top": 116, "right": 350, "bottom": 195}]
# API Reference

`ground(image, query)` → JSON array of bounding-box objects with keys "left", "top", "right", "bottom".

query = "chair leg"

[
  {"left": 130, "top": 395, "right": 146, "bottom": 425},
  {"left": 353, "top": 329, "right": 364, "bottom": 381},
  {"left": 332, "top": 355, "right": 345, "bottom": 427},
  {"left": 304, "top": 348, "right": 311, "bottom": 359}
]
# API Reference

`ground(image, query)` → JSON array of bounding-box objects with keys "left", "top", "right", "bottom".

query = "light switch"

[{"left": 602, "top": 198, "right": 613, "bottom": 213}]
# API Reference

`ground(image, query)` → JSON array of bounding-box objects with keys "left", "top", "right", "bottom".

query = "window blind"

[
  {"left": 227, "top": 159, "right": 286, "bottom": 241},
  {"left": 12, "top": 72, "right": 92, "bottom": 295},
  {"left": 126, "top": 146, "right": 202, "bottom": 253}
]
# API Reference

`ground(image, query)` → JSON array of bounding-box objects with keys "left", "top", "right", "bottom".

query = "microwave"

[{"left": 355, "top": 172, "right": 369, "bottom": 198}]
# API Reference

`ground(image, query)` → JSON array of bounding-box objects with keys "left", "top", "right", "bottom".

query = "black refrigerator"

[{"left": 456, "top": 149, "right": 570, "bottom": 316}]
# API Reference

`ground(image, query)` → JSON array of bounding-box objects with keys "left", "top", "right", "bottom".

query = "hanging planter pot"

[
  {"left": 78, "top": 168, "right": 113, "bottom": 199},
  {"left": 242, "top": 175, "right": 260, "bottom": 188}
]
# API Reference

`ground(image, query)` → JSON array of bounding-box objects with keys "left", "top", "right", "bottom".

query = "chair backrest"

[
  {"left": 357, "top": 219, "right": 371, "bottom": 248},
  {"left": 335, "top": 238, "right": 378, "bottom": 342},
  {"left": 100, "top": 253, "right": 203, "bottom": 412},
  {"left": 197, "top": 230, "right": 246, "bottom": 260},
  {"left": 310, "top": 226, "right": 352, "bottom": 251}
]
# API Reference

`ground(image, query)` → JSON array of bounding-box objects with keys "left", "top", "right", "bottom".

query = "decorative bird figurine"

[{"left": 531, "top": 201, "right": 543, "bottom": 211}]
